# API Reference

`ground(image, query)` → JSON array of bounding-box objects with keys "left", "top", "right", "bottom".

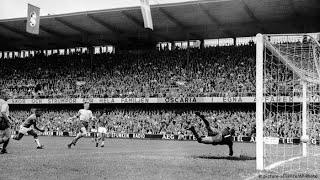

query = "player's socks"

[
  {"left": 101, "top": 141, "right": 104, "bottom": 147},
  {"left": 72, "top": 134, "right": 83, "bottom": 145},
  {"left": 195, "top": 112, "right": 209, "bottom": 126},
  {"left": 0, "top": 148, "right": 7, "bottom": 154},
  {"left": 35, "top": 139, "right": 41, "bottom": 147},
  {"left": 2, "top": 139, "right": 9, "bottom": 150},
  {"left": 201, "top": 117, "right": 210, "bottom": 128},
  {"left": 188, "top": 126, "right": 202, "bottom": 143},
  {"left": 67, "top": 141, "right": 76, "bottom": 148}
]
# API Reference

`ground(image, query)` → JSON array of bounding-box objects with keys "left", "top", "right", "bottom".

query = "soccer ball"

[{"left": 300, "top": 135, "right": 309, "bottom": 143}]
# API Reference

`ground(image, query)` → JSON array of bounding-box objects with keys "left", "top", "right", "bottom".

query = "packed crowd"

[
  {"left": 8, "top": 108, "right": 255, "bottom": 137},
  {"left": 0, "top": 45, "right": 256, "bottom": 99},
  {"left": 2, "top": 43, "right": 319, "bottom": 140},
  {"left": 8, "top": 108, "right": 320, "bottom": 139}
]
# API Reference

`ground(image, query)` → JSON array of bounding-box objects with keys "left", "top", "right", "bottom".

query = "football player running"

[
  {"left": 0, "top": 89, "right": 11, "bottom": 154},
  {"left": 95, "top": 112, "right": 108, "bottom": 147},
  {"left": 67, "top": 101, "right": 93, "bottom": 149},
  {"left": 12, "top": 108, "right": 45, "bottom": 149}
]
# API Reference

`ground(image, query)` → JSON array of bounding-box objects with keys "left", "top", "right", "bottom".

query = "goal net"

[{"left": 256, "top": 33, "right": 320, "bottom": 174}]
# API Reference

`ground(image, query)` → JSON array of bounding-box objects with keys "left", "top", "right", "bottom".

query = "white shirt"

[
  {"left": 78, "top": 109, "right": 93, "bottom": 122},
  {"left": 0, "top": 99, "right": 9, "bottom": 117}
]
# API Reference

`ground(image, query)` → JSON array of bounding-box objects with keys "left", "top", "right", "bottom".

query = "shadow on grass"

[{"left": 192, "top": 155, "right": 256, "bottom": 161}]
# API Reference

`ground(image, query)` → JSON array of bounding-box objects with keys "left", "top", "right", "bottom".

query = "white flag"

[{"left": 140, "top": 0, "right": 153, "bottom": 30}]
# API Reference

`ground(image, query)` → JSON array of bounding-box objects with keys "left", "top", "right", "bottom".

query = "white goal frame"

[{"left": 255, "top": 33, "right": 312, "bottom": 170}]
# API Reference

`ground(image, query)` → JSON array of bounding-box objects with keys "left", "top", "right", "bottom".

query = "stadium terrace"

[{"left": 1, "top": 0, "right": 320, "bottom": 179}]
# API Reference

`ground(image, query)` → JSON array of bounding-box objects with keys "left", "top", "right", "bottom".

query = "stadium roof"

[{"left": 0, "top": 0, "right": 320, "bottom": 51}]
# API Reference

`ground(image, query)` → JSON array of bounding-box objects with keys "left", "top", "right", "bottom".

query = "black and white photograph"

[{"left": 0, "top": 0, "right": 320, "bottom": 179}]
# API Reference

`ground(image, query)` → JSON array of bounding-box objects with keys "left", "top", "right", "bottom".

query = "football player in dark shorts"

[
  {"left": 95, "top": 112, "right": 107, "bottom": 147},
  {"left": 12, "top": 109, "right": 45, "bottom": 149},
  {"left": 188, "top": 112, "right": 235, "bottom": 156}
]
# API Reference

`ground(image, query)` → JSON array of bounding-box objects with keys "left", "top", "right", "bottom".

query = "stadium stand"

[
  {"left": 2, "top": 43, "right": 318, "bottom": 139},
  {"left": 0, "top": 45, "right": 256, "bottom": 99}
]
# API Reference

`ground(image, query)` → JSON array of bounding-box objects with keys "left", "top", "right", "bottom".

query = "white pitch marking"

[
  {"left": 265, "top": 153, "right": 320, "bottom": 170},
  {"left": 245, "top": 153, "right": 320, "bottom": 180}
]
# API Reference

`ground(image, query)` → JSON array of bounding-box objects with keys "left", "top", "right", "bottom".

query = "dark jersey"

[
  {"left": 21, "top": 114, "right": 37, "bottom": 128},
  {"left": 96, "top": 116, "right": 107, "bottom": 127}
]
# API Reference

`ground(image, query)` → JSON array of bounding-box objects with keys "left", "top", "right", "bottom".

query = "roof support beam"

[
  {"left": 40, "top": 26, "right": 66, "bottom": 38},
  {"left": 54, "top": 18, "right": 94, "bottom": 46},
  {"left": 239, "top": 0, "right": 267, "bottom": 33},
  {"left": 121, "top": 11, "right": 145, "bottom": 29},
  {"left": 198, "top": 3, "right": 220, "bottom": 25},
  {"left": 87, "top": 14, "right": 124, "bottom": 34},
  {"left": 55, "top": 18, "right": 91, "bottom": 34},
  {"left": 198, "top": 4, "right": 236, "bottom": 38},
  {"left": 158, "top": 8, "right": 185, "bottom": 29},
  {"left": 158, "top": 7, "right": 202, "bottom": 40}
]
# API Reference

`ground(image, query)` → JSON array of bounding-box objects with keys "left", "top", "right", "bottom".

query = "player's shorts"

[
  {"left": 80, "top": 120, "right": 89, "bottom": 129},
  {"left": 91, "top": 129, "right": 97, "bottom": 133},
  {"left": 98, "top": 127, "right": 107, "bottom": 134},
  {"left": 221, "top": 127, "right": 230, "bottom": 136},
  {"left": 0, "top": 117, "right": 10, "bottom": 130},
  {"left": 18, "top": 125, "right": 32, "bottom": 135},
  {"left": 210, "top": 133, "right": 223, "bottom": 145},
  {"left": 207, "top": 127, "right": 220, "bottom": 137}
]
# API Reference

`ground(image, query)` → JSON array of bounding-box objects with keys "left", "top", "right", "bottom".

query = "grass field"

[
  {"left": 0, "top": 136, "right": 319, "bottom": 180},
  {"left": 0, "top": 136, "right": 258, "bottom": 180}
]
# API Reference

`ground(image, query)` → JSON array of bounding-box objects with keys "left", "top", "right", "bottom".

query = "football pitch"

[{"left": 0, "top": 136, "right": 259, "bottom": 180}]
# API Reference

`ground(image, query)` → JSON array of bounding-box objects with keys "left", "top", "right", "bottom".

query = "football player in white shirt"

[
  {"left": 67, "top": 102, "right": 93, "bottom": 148},
  {"left": 0, "top": 89, "right": 11, "bottom": 154}
]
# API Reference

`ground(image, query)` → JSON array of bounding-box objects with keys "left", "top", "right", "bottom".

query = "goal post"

[
  {"left": 256, "top": 33, "right": 264, "bottom": 170},
  {"left": 255, "top": 33, "right": 320, "bottom": 173}
]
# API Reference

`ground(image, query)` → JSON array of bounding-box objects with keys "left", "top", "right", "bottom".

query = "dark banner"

[
  {"left": 15, "top": 131, "right": 319, "bottom": 145},
  {"left": 234, "top": 136, "right": 320, "bottom": 145}
]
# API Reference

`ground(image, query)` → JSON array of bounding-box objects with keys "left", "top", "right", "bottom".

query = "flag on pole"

[
  {"left": 140, "top": 0, "right": 153, "bottom": 30},
  {"left": 26, "top": 4, "right": 40, "bottom": 35}
]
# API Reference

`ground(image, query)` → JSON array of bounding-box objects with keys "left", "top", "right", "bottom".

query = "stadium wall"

[
  {"left": 7, "top": 96, "right": 320, "bottom": 104},
  {"left": 6, "top": 131, "right": 319, "bottom": 145}
]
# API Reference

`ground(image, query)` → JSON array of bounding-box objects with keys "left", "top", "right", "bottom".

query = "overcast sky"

[{"left": 0, "top": 0, "right": 197, "bottom": 20}]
